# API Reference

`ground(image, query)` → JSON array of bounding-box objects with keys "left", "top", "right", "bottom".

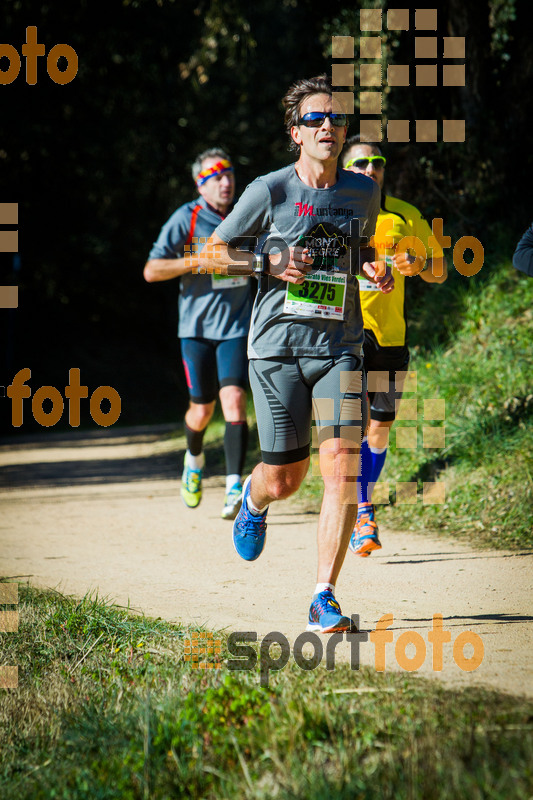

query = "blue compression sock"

[{"left": 357, "top": 438, "right": 387, "bottom": 504}]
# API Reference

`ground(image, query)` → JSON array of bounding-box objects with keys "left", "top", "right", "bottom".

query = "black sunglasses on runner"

[{"left": 298, "top": 112, "right": 348, "bottom": 127}]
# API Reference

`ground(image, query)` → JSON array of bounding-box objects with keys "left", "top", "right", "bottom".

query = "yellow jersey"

[{"left": 358, "top": 195, "right": 444, "bottom": 346}]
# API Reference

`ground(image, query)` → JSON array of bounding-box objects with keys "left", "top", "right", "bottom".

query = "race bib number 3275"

[{"left": 283, "top": 270, "right": 346, "bottom": 319}]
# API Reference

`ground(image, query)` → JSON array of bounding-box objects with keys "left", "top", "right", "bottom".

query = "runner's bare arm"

[
  {"left": 359, "top": 244, "right": 395, "bottom": 294},
  {"left": 194, "top": 232, "right": 256, "bottom": 276},
  {"left": 144, "top": 232, "right": 256, "bottom": 281},
  {"left": 143, "top": 257, "right": 196, "bottom": 282},
  {"left": 361, "top": 260, "right": 395, "bottom": 294},
  {"left": 198, "top": 234, "right": 314, "bottom": 284},
  {"left": 268, "top": 246, "right": 314, "bottom": 285}
]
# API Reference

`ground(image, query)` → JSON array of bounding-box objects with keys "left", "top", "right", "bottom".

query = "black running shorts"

[
  {"left": 181, "top": 336, "right": 248, "bottom": 404},
  {"left": 363, "top": 329, "right": 410, "bottom": 422}
]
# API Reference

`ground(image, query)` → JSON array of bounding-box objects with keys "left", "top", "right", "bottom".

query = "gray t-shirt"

[
  {"left": 216, "top": 164, "right": 380, "bottom": 358},
  {"left": 149, "top": 197, "right": 252, "bottom": 340}
]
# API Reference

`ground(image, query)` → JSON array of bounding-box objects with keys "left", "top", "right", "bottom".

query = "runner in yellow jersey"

[{"left": 342, "top": 136, "right": 448, "bottom": 556}]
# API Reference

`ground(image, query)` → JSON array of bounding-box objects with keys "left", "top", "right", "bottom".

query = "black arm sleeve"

[{"left": 512, "top": 224, "right": 533, "bottom": 277}]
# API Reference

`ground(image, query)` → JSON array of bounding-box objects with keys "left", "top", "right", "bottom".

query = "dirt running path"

[{"left": 1, "top": 425, "right": 532, "bottom": 696}]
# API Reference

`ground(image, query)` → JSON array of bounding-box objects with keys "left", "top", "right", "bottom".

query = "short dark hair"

[
  {"left": 342, "top": 135, "right": 382, "bottom": 167},
  {"left": 282, "top": 74, "right": 333, "bottom": 152}
]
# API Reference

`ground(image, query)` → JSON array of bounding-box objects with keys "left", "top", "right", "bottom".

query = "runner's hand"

[
  {"left": 362, "top": 261, "right": 394, "bottom": 294},
  {"left": 393, "top": 252, "right": 425, "bottom": 276},
  {"left": 269, "top": 246, "right": 314, "bottom": 284}
]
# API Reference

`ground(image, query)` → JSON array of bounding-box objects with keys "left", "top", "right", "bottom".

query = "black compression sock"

[
  {"left": 224, "top": 420, "right": 248, "bottom": 476},
  {"left": 185, "top": 424, "right": 205, "bottom": 457}
]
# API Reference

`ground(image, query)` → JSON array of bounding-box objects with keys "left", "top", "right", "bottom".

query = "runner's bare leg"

[{"left": 316, "top": 436, "right": 359, "bottom": 585}]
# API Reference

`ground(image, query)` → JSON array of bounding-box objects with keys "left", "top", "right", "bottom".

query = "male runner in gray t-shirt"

[
  {"left": 144, "top": 149, "right": 252, "bottom": 521},
  {"left": 195, "top": 76, "right": 397, "bottom": 633}
]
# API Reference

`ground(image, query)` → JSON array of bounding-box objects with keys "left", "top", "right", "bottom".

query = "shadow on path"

[
  {"left": 0, "top": 424, "right": 228, "bottom": 489},
  {"left": 399, "top": 613, "right": 533, "bottom": 629},
  {"left": 381, "top": 552, "right": 533, "bottom": 565}
]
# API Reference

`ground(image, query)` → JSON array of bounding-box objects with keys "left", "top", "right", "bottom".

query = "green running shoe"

[{"left": 181, "top": 457, "right": 203, "bottom": 508}]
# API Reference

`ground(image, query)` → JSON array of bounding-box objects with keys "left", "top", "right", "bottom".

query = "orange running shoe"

[{"left": 349, "top": 503, "right": 382, "bottom": 557}]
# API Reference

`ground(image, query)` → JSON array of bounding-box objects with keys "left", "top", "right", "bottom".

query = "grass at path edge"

[{"left": 1, "top": 583, "right": 532, "bottom": 799}]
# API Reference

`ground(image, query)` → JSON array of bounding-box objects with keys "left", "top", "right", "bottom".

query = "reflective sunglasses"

[
  {"left": 298, "top": 111, "right": 348, "bottom": 127},
  {"left": 345, "top": 155, "right": 387, "bottom": 169}
]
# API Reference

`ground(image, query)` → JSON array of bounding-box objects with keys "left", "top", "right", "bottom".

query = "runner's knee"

[
  {"left": 186, "top": 402, "right": 215, "bottom": 429},
  {"left": 219, "top": 385, "right": 247, "bottom": 420},
  {"left": 264, "top": 477, "right": 297, "bottom": 501},
  {"left": 262, "top": 461, "right": 308, "bottom": 500}
]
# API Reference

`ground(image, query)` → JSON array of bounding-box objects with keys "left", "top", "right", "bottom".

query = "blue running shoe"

[
  {"left": 306, "top": 589, "right": 355, "bottom": 633},
  {"left": 232, "top": 475, "right": 267, "bottom": 561},
  {"left": 349, "top": 503, "right": 382, "bottom": 557}
]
